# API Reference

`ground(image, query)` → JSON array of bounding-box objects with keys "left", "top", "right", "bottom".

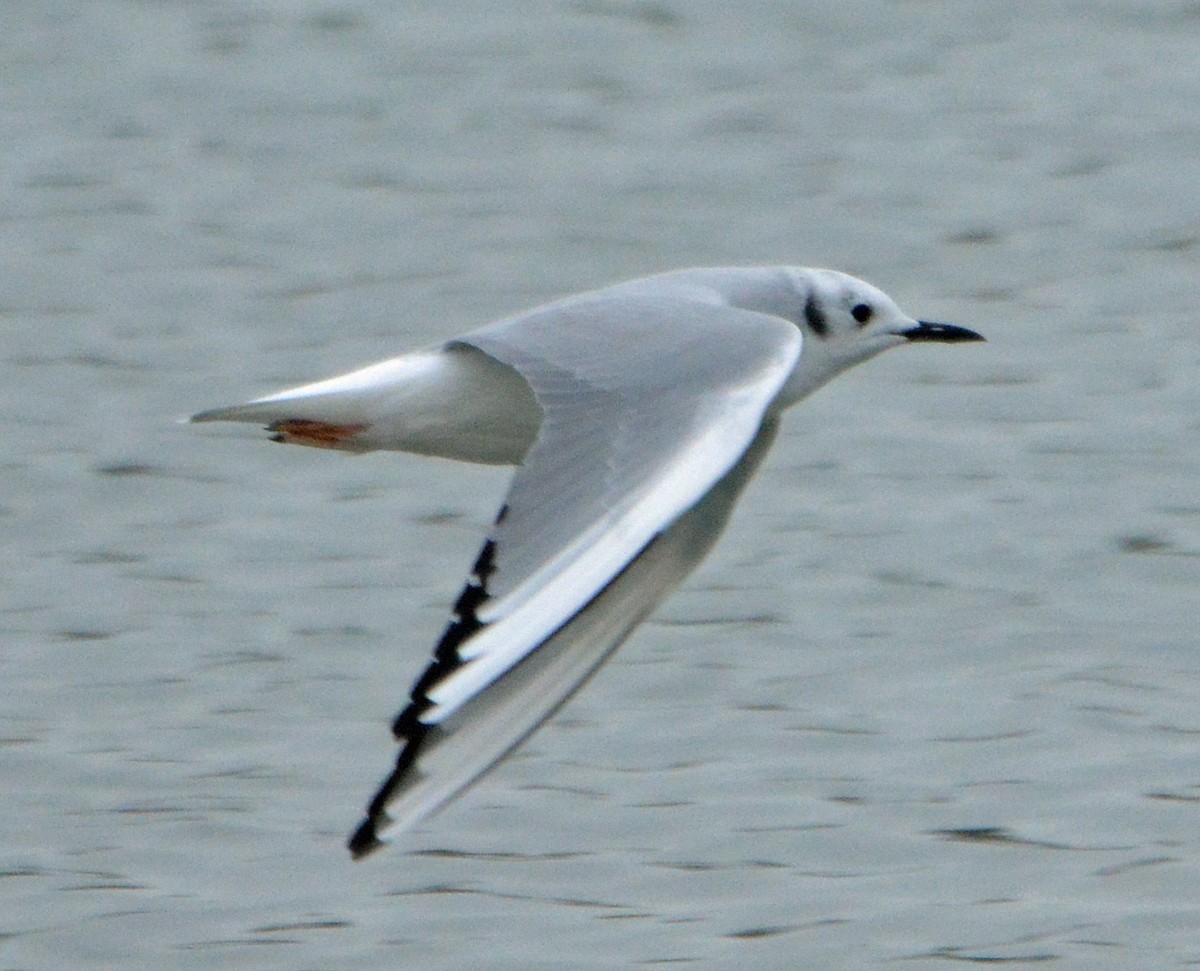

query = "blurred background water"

[{"left": 2, "top": 1, "right": 1198, "bottom": 967}]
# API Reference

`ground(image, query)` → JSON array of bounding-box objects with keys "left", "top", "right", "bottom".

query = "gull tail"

[{"left": 189, "top": 345, "right": 542, "bottom": 462}]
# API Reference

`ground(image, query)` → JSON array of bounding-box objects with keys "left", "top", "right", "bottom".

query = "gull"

[{"left": 191, "top": 266, "right": 983, "bottom": 858}]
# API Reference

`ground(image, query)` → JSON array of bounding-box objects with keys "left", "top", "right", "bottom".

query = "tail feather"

[{"left": 189, "top": 346, "right": 541, "bottom": 463}]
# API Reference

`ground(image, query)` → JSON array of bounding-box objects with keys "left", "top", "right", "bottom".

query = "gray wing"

[{"left": 348, "top": 294, "right": 801, "bottom": 856}]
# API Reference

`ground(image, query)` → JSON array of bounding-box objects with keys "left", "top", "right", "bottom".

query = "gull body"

[{"left": 192, "top": 265, "right": 982, "bottom": 858}]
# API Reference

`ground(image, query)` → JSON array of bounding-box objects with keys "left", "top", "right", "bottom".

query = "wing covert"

[{"left": 431, "top": 295, "right": 802, "bottom": 716}]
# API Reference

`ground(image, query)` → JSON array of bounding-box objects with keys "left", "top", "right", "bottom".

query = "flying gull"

[{"left": 191, "top": 265, "right": 983, "bottom": 858}]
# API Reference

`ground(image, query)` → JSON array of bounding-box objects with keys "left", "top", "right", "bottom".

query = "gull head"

[{"left": 775, "top": 267, "right": 984, "bottom": 405}]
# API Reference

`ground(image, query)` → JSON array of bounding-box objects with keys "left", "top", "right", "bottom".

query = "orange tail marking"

[{"left": 268, "top": 419, "right": 369, "bottom": 449}]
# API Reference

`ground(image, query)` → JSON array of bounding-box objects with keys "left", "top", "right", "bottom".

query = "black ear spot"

[
  {"left": 851, "top": 303, "right": 873, "bottom": 325},
  {"left": 804, "top": 293, "right": 828, "bottom": 336}
]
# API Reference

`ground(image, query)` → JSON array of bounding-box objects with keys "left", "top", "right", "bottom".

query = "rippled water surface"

[{"left": 2, "top": 1, "right": 1198, "bottom": 967}]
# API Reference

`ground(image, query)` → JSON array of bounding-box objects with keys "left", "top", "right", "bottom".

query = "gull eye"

[{"left": 851, "top": 303, "right": 873, "bottom": 325}]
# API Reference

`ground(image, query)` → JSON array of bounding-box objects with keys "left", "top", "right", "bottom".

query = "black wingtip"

[
  {"left": 348, "top": 532, "right": 502, "bottom": 862},
  {"left": 348, "top": 817, "right": 385, "bottom": 860}
]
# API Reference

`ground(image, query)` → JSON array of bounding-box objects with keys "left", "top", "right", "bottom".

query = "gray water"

[{"left": 2, "top": 1, "right": 1198, "bottom": 967}]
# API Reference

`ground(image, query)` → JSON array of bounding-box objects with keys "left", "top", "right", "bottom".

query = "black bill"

[{"left": 900, "top": 321, "right": 986, "bottom": 343}]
